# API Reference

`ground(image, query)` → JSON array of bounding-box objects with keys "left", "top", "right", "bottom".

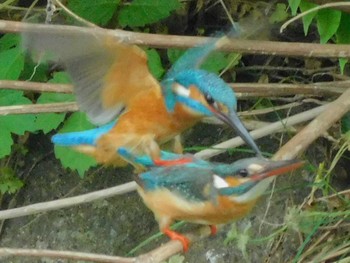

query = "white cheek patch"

[
  {"left": 173, "top": 83, "right": 190, "bottom": 98},
  {"left": 213, "top": 175, "right": 229, "bottom": 189},
  {"left": 248, "top": 163, "right": 263, "bottom": 173}
]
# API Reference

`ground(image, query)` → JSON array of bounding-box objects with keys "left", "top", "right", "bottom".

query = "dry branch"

[
  {"left": 0, "top": 79, "right": 347, "bottom": 116},
  {"left": 0, "top": 80, "right": 73, "bottom": 93},
  {"left": 1, "top": 19, "right": 350, "bottom": 58},
  {"left": 0, "top": 102, "right": 78, "bottom": 115}
]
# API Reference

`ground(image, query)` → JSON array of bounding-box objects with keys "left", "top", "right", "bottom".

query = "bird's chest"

[
  {"left": 113, "top": 92, "right": 201, "bottom": 141},
  {"left": 139, "top": 188, "right": 258, "bottom": 225}
]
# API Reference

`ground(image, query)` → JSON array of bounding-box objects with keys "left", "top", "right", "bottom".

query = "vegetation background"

[{"left": 0, "top": 0, "right": 349, "bottom": 262}]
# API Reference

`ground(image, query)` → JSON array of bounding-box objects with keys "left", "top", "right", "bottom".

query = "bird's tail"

[{"left": 52, "top": 121, "right": 115, "bottom": 146}]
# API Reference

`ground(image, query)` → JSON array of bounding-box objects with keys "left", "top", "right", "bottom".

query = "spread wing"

[{"left": 23, "top": 26, "right": 159, "bottom": 125}]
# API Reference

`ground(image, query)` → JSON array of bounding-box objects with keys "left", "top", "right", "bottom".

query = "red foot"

[
  {"left": 153, "top": 157, "right": 193, "bottom": 167},
  {"left": 163, "top": 228, "right": 190, "bottom": 252},
  {"left": 209, "top": 225, "right": 217, "bottom": 235}
]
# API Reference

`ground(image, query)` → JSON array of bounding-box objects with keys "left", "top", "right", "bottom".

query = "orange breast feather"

[{"left": 138, "top": 187, "right": 257, "bottom": 230}]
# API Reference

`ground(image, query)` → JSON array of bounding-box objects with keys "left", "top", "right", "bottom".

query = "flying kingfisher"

[{"left": 23, "top": 26, "right": 261, "bottom": 167}]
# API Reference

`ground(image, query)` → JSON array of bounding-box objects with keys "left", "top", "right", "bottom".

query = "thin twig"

[
  {"left": 0, "top": 182, "right": 137, "bottom": 220},
  {"left": 2, "top": 19, "right": 350, "bottom": 58},
  {"left": 280, "top": 2, "right": 350, "bottom": 33},
  {"left": 0, "top": 102, "right": 78, "bottom": 115},
  {"left": 0, "top": 79, "right": 347, "bottom": 97},
  {"left": 0, "top": 247, "right": 133, "bottom": 263},
  {"left": 0, "top": 80, "right": 73, "bottom": 93},
  {"left": 273, "top": 88, "right": 350, "bottom": 160}
]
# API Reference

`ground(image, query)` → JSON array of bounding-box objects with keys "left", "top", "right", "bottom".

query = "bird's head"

[
  {"left": 163, "top": 69, "right": 261, "bottom": 156},
  {"left": 215, "top": 158, "right": 304, "bottom": 204}
]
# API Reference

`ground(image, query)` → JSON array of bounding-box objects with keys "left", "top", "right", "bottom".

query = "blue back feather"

[{"left": 52, "top": 121, "right": 115, "bottom": 146}]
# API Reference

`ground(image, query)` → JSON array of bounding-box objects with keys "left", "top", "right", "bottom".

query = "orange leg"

[
  {"left": 163, "top": 228, "right": 190, "bottom": 252},
  {"left": 153, "top": 157, "right": 193, "bottom": 166},
  {"left": 209, "top": 225, "right": 217, "bottom": 235}
]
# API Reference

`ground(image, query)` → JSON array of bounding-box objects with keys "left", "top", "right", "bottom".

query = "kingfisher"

[
  {"left": 122, "top": 149, "right": 303, "bottom": 252},
  {"left": 23, "top": 26, "right": 261, "bottom": 167}
]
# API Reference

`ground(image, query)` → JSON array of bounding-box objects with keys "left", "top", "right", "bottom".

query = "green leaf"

[
  {"left": 339, "top": 58, "right": 348, "bottom": 75},
  {"left": 0, "top": 131, "right": 13, "bottom": 159},
  {"left": 68, "top": 0, "right": 120, "bottom": 26},
  {"left": 167, "top": 48, "right": 185, "bottom": 65},
  {"left": 288, "top": 0, "right": 301, "bottom": 16},
  {"left": 0, "top": 34, "right": 20, "bottom": 51},
  {"left": 317, "top": 9, "right": 341, "bottom": 44},
  {"left": 48, "top": 72, "right": 72, "bottom": 84},
  {"left": 34, "top": 72, "right": 76, "bottom": 134},
  {"left": 146, "top": 49, "right": 164, "bottom": 79},
  {"left": 201, "top": 52, "right": 231, "bottom": 74},
  {"left": 118, "top": 0, "right": 181, "bottom": 27},
  {"left": 0, "top": 47, "right": 24, "bottom": 80},
  {"left": 341, "top": 112, "right": 350, "bottom": 134},
  {"left": 336, "top": 13, "right": 350, "bottom": 44},
  {"left": 53, "top": 112, "right": 97, "bottom": 177},
  {"left": 269, "top": 3, "right": 289, "bottom": 24},
  {"left": 35, "top": 92, "right": 75, "bottom": 134},
  {"left": 299, "top": 1, "right": 318, "bottom": 35},
  {"left": 0, "top": 168, "right": 24, "bottom": 194},
  {"left": 0, "top": 90, "right": 37, "bottom": 134}
]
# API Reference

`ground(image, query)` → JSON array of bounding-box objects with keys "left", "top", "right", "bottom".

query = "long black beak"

[
  {"left": 214, "top": 108, "right": 262, "bottom": 157},
  {"left": 249, "top": 159, "right": 305, "bottom": 181}
]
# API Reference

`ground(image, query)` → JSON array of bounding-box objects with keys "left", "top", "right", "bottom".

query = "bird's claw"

[
  {"left": 163, "top": 228, "right": 190, "bottom": 252},
  {"left": 209, "top": 225, "right": 217, "bottom": 235}
]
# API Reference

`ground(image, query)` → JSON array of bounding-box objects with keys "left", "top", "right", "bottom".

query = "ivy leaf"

[
  {"left": 336, "top": 13, "right": 350, "bottom": 44},
  {"left": 288, "top": 0, "right": 301, "bottom": 16},
  {"left": 118, "top": 0, "right": 181, "bottom": 27},
  {"left": 201, "top": 52, "right": 231, "bottom": 74},
  {"left": 167, "top": 48, "right": 185, "bottom": 65},
  {"left": 146, "top": 48, "right": 164, "bottom": 79},
  {"left": 0, "top": 90, "right": 36, "bottom": 158},
  {"left": 68, "top": 0, "right": 120, "bottom": 26},
  {"left": 0, "top": 131, "right": 13, "bottom": 159},
  {"left": 269, "top": 3, "right": 289, "bottom": 24},
  {"left": 0, "top": 34, "right": 20, "bottom": 51},
  {"left": 0, "top": 47, "right": 24, "bottom": 80},
  {"left": 299, "top": 1, "right": 318, "bottom": 35},
  {"left": 34, "top": 72, "right": 75, "bottom": 134},
  {"left": 317, "top": 9, "right": 341, "bottom": 44},
  {"left": 53, "top": 112, "right": 97, "bottom": 177}
]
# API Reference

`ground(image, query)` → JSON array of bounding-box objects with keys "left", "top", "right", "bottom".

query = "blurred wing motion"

[{"left": 23, "top": 28, "right": 159, "bottom": 125}]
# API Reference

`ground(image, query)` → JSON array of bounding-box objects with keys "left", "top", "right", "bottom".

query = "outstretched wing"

[{"left": 23, "top": 26, "right": 159, "bottom": 125}]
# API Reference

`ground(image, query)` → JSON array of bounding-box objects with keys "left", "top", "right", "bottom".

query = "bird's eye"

[
  {"left": 205, "top": 94, "right": 215, "bottom": 105},
  {"left": 238, "top": 169, "right": 249, "bottom": 177}
]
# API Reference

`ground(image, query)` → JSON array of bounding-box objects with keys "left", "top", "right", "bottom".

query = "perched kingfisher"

[
  {"left": 121, "top": 149, "right": 303, "bottom": 252},
  {"left": 23, "top": 26, "right": 261, "bottom": 167}
]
